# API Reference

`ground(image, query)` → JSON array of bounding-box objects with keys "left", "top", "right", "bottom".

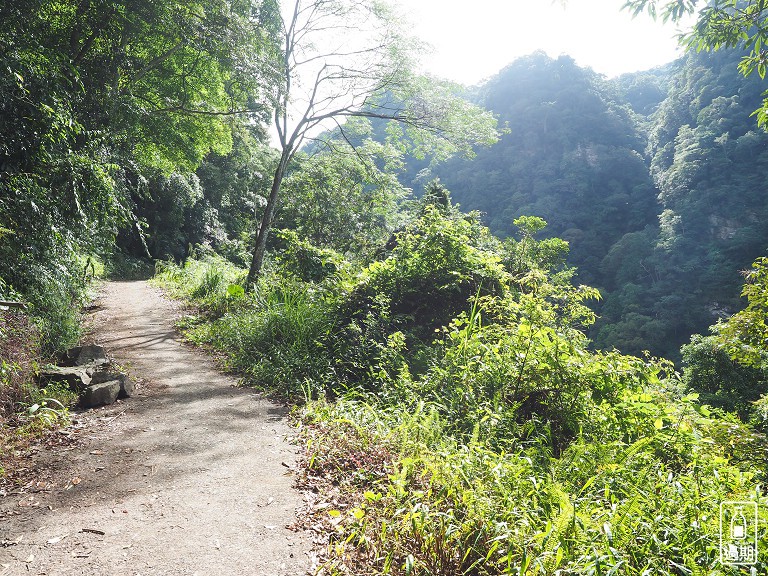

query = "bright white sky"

[{"left": 399, "top": 0, "right": 688, "bottom": 84}]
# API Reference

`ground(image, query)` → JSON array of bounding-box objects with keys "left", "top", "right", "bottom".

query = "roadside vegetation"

[
  {"left": 0, "top": 306, "right": 78, "bottom": 480},
  {"left": 157, "top": 192, "right": 768, "bottom": 575}
]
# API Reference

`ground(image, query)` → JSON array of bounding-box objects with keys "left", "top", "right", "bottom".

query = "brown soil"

[{"left": 0, "top": 281, "right": 314, "bottom": 575}]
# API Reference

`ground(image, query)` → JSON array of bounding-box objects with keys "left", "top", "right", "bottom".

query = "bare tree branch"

[{"left": 244, "top": 0, "right": 498, "bottom": 288}]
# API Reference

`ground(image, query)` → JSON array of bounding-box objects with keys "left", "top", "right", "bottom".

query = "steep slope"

[
  {"left": 428, "top": 53, "right": 659, "bottom": 288},
  {"left": 410, "top": 50, "right": 768, "bottom": 360},
  {"left": 595, "top": 49, "right": 768, "bottom": 358}
]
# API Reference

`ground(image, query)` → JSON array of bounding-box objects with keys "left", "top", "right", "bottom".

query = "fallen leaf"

[
  {"left": 71, "top": 477, "right": 81, "bottom": 485},
  {"left": 89, "top": 450, "right": 103, "bottom": 455},
  {"left": 46, "top": 536, "right": 66, "bottom": 545}
]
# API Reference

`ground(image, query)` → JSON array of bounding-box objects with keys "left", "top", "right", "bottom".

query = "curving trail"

[{"left": 0, "top": 281, "right": 312, "bottom": 575}]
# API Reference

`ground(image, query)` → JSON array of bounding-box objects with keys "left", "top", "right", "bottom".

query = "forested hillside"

[
  {"left": 418, "top": 53, "right": 657, "bottom": 286},
  {"left": 415, "top": 49, "right": 768, "bottom": 360}
]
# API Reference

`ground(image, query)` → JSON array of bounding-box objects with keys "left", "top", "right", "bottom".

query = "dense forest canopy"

[
  {"left": 1, "top": 0, "right": 768, "bottom": 367},
  {"left": 0, "top": 0, "right": 282, "bottom": 346}
]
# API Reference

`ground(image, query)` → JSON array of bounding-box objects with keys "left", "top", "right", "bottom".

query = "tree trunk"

[{"left": 245, "top": 149, "right": 291, "bottom": 289}]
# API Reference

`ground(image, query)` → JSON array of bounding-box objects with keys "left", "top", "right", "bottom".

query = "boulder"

[
  {"left": 119, "top": 375, "right": 136, "bottom": 398},
  {"left": 75, "top": 345, "right": 108, "bottom": 366},
  {"left": 91, "top": 367, "right": 135, "bottom": 398},
  {"left": 90, "top": 366, "right": 120, "bottom": 385},
  {"left": 47, "top": 345, "right": 132, "bottom": 408},
  {"left": 57, "top": 346, "right": 82, "bottom": 367},
  {"left": 38, "top": 366, "right": 91, "bottom": 391},
  {"left": 81, "top": 380, "right": 121, "bottom": 408}
]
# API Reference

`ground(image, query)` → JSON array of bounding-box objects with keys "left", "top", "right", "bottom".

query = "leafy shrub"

[
  {"left": 420, "top": 298, "right": 672, "bottom": 454},
  {"left": 271, "top": 228, "right": 344, "bottom": 283},
  {"left": 329, "top": 206, "right": 508, "bottom": 387},
  {"left": 682, "top": 334, "right": 768, "bottom": 423},
  {"left": 344, "top": 206, "right": 506, "bottom": 338},
  {"left": 713, "top": 256, "right": 768, "bottom": 369}
]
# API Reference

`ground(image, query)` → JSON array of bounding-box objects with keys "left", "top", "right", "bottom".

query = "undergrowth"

[
  {"left": 299, "top": 397, "right": 767, "bottom": 575},
  {"left": 155, "top": 207, "right": 768, "bottom": 574}
]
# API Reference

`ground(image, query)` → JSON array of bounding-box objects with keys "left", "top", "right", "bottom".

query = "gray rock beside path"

[
  {"left": 91, "top": 367, "right": 135, "bottom": 398},
  {"left": 38, "top": 365, "right": 92, "bottom": 390},
  {"left": 75, "top": 344, "right": 108, "bottom": 366},
  {"left": 39, "top": 345, "right": 135, "bottom": 407},
  {"left": 81, "top": 379, "right": 121, "bottom": 408},
  {"left": 58, "top": 344, "right": 108, "bottom": 367}
]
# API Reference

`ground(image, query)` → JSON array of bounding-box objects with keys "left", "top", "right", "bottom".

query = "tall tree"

[
  {"left": 0, "top": 0, "right": 279, "bottom": 346},
  {"left": 244, "top": 0, "right": 499, "bottom": 287}
]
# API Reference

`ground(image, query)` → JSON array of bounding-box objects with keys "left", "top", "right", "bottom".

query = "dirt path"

[{"left": 0, "top": 281, "right": 313, "bottom": 575}]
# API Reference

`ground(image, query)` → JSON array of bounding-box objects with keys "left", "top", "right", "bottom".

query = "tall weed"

[{"left": 202, "top": 277, "right": 336, "bottom": 398}]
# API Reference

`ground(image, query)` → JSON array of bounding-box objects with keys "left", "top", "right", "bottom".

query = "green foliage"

[
  {"left": 0, "top": 0, "right": 280, "bottom": 353},
  {"left": 594, "top": 48, "right": 768, "bottom": 359},
  {"left": 682, "top": 334, "right": 768, "bottom": 423},
  {"left": 158, "top": 191, "right": 768, "bottom": 574},
  {"left": 0, "top": 310, "right": 40, "bottom": 417},
  {"left": 12, "top": 381, "right": 75, "bottom": 439},
  {"left": 202, "top": 278, "right": 337, "bottom": 398},
  {"left": 327, "top": 205, "right": 508, "bottom": 388},
  {"left": 155, "top": 256, "right": 337, "bottom": 397},
  {"left": 104, "top": 252, "right": 155, "bottom": 280},
  {"left": 626, "top": 0, "right": 768, "bottom": 125},
  {"left": 121, "top": 127, "right": 277, "bottom": 263},
  {"left": 276, "top": 141, "right": 410, "bottom": 260},
  {"left": 383, "top": 47, "right": 768, "bottom": 361},
  {"left": 345, "top": 206, "right": 506, "bottom": 338},
  {"left": 300, "top": 391, "right": 768, "bottom": 575},
  {"left": 713, "top": 256, "right": 768, "bottom": 369},
  {"left": 154, "top": 252, "right": 245, "bottom": 314},
  {"left": 421, "top": 298, "right": 658, "bottom": 454},
  {"left": 419, "top": 53, "right": 657, "bottom": 288},
  {"left": 271, "top": 229, "right": 345, "bottom": 283},
  {"left": 680, "top": 256, "right": 768, "bottom": 432}
]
